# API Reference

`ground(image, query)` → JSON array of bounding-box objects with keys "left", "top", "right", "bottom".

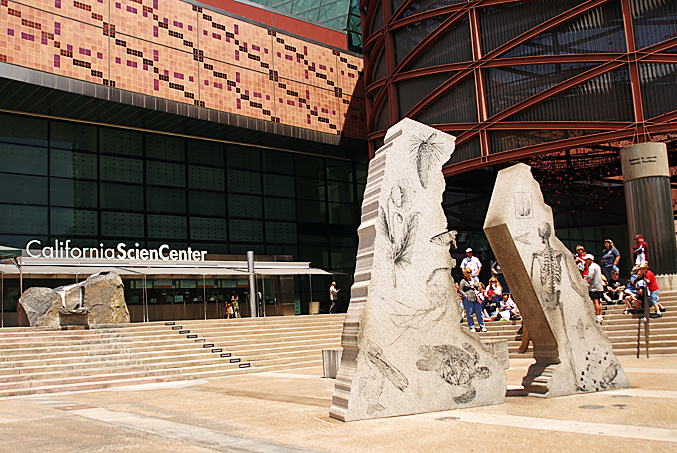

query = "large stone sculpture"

[
  {"left": 330, "top": 118, "right": 505, "bottom": 421},
  {"left": 18, "top": 271, "right": 129, "bottom": 327},
  {"left": 484, "top": 164, "right": 629, "bottom": 397}
]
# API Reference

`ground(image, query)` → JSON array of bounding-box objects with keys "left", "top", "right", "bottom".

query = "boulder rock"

[
  {"left": 483, "top": 163, "right": 629, "bottom": 397},
  {"left": 330, "top": 118, "right": 505, "bottom": 421},
  {"left": 17, "top": 271, "right": 129, "bottom": 327},
  {"left": 17, "top": 287, "right": 62, "bottom": 327}
]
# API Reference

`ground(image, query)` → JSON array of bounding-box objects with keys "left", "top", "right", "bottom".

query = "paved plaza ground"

[{"left": 0, "top": 356, "right": 675, "bottom": 452}]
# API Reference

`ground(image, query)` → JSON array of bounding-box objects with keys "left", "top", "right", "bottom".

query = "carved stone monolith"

[
  {"left": 330, "top": 118, "right": 505, "bottom": 421},
  {"left": 484, "top": 163, "right": 629, "bottom": 397}
]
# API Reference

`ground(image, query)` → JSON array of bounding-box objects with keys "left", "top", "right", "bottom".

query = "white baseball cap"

[{"left": 466, "top": 248, "right": 473, "bottom": 253}]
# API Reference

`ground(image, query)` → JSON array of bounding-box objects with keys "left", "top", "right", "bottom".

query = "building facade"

[
  {"left": 0, "top": 0, "right": 369, "bottom": 319},
  {"left": 360, "top": 0, "right": 677, "bottom": 280}
]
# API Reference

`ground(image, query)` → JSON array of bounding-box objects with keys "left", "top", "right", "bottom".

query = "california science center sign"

[{"left": 26, "top": 240, "right": 208, "bottom": 261}]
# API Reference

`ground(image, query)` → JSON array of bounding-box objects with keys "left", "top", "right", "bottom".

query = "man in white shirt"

[
  {"left": 329, "top": 282, "right": 340, "bottom": 314},
  {"left": 585, "top": 254, "right": 605, "bottom": 323},
  {"left": 461, "top": 248, "right": 482, "bottom": 284}
]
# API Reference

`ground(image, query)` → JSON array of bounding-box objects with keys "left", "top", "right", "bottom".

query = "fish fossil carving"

[{"left": 411, "top": 132, "right": 444, "bottom": 189}]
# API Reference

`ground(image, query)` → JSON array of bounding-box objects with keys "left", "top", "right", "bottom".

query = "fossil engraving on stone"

[
  {"left": 358, "top": 341, "right": 409, "bottom": 414},
  {"left": 411, "top": 133, "right": 444, "bottom": 189},
  {"left": 530, "top": 222, "right": 583, "bottom": 391},
  {"left": 378, "top": 204, "right": 420, "bottom": 288},
  {"left": 514, "top": 193, "right": 533, "bottom": 218},
  {"left": 430, "top": 230, "right": 457, "bottom": 247},
  {"left": 416, "top": 343, "right": 492, "bottom": 404},
  {"left": 579, "top": 347, "right": 621, "bottom": 392},
  {"left": 390, "top": 179, "right": 416, "bottom": 210},
  {"left": 514, "top": 232, "right": 531, "bottom": 245},
  {"left": 390, "top": 268, "right": 454, "bottom": 341},
  {"left": 574, "top": 317, "right": 592, "bottom": 340}
]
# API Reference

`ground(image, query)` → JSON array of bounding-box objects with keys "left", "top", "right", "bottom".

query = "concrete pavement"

[{"left": 1, "top": 356, "right": 676, "bottom": 452}]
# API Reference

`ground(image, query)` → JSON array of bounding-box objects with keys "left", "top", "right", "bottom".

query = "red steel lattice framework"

[{"left": 359, "top": 0, "right": 677, "bottom": 175}]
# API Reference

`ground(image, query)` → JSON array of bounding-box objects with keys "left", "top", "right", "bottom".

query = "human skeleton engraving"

[{"left": 529, "top": 222, "right": 582, "bottom": 390}]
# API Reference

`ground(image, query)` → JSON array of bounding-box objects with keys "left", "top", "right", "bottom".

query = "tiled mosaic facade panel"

[{"left": 0, "top": 0, "right": 366, "bottom": 138}]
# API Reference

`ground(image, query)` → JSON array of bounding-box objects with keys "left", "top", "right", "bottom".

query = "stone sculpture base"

[
  {"left": 330, "top": 118, "right": 505, "bottom": 421},
  {"left": 484, "top": 164, "right": 629, "bottom": 397}
]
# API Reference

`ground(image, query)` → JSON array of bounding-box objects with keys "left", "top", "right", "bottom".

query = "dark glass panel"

[
  {"left": 50, "top": 208, "right": 98, "bottom": 236},
  {"left": 295, "top": 155, "right": 325, "bottom": 178},
  {"left": 393, "top": 14, "right": 451, "bottom": 65},
  {"left": 503, "top": 2, "right": 626, "bottom": 57},
  {"left": 445, "top": 135, "right": 480, "bottom": 165},
  {"left": 190, "top": 217, "right": 227, "bottom": 241},
  {"left": 145, "top": 134, "right": 185, "bottom": 162},
  {"left": 479, "top": 0, "right": 580, "bottom": 55},
  {"left": 229, "top": 219, "right": 264, "bottom": 242},
  {"left": 328, "top": 202, "right": 355, "bottom": 224},
  {"left": 231, "top": 243, "right": 265, "bottom": 254},
  {"left": 187, "top": 140, "right": 225, "bottom": 166},
  {"left": 374, "top": 95, "right": 390, "bottom": 131},
  {"left": 370, "top": 1, "right": 384, "bottom": 34},
  {"left": 355, "top": 163, "right": 368, "bottom": 184},
  {"left": 265, "top": 221, "right": 298, "bottom": 243},
  {"left": 100, "top": 212, "right": 144, "bottom": 238},
  {"left": 405, "top": 16, "right": 471, "bottom": 70},
  {"left": 0, "top": 113, "right": 48, "bottom": 147},
  {"left": 263, "top": 174, "right": 295, "bottom": 197},
  {"left": 50, "top": 121, "right": 97, "bottom": 151},
  {"left": 188, "top": 190, "right": 226, "bottom": 217},
  {"left": 0, "top": 204, "right": 48, "bottom": 235},
  {"left": 413, "top": 76, "right": 477, "bottom": 124},
  {"left": 264, "top": 197, "right": 296, "bottom": 220},
  {"left": 262, "top": 150, "right": 294, "bottom": 174},
  {"left": 489, "top": 129, "right": 603, "bottom": 154},
  {"left": 0, "top": 174, "right": 48, "bottom": 205},
  {"left": 485, "top": 63, "right": 600, "bottom": 117},
  {"left": 0, "top": 144, "right": 48, "bottom": 176},
  {"left": 227, "top": 144, "right": 261, "bottom": 171},
  {"left": 100, "top": 182, "right": 144, "bottom": 211},
  {"left": 50, "top": 179, "right": 98, "bottom": 209},
  {"left": 372, "top": 48, "right": 388, "bottom": 82},
  {"left": 299, "top": 245, "right": 329, "bottom": 268},
  {"left": 147, "top": 161, "right": 186, "bottom": 187},
  {"left": 633, "top": 0, "right": 677, "bottom": 50},
  {"left": 99, "top": 155, "right": 143, "bottom": 183},
  {"left": 326, "top": 180, "right": 354, "bottom": 203},
  {"left": 227, "top": 169, "right": 261, "bottom": 194},
  {"left": 229, "top": 194, "right": 263, "bottom": 218},
  {"left": 298, "top": 199, "right": 327, "bottom": 222},
  {"left": 403, "top": 0, "right": 466, "bottom": 17},
  {"left": 325, "top": 159, "right": 353, "bottom": 181},
  {"left": 506, "top": 66, "right": 634, "bottom": 122},
  {"left": 146, "top": 187, "right": 186, "bottom": 214},
  {"left": 296, "top": 177, "right": 326, "bottom": 201},
  {"left": 397, "top": 73, "right": 453, "bottom": 117},
  {"left": 190, "top": 166, "right": 225, "bottom": 191},
  {"left": 639, "top": 63, "right": 677, "bottom": 120},
  {"left": 99, "top": 128, "right": 143, "bottom": 156},
  {"left": 147, "top": 214, "right": 187, "bottom": 239},
  {"left": 51, "top": 149, "right": 97, "bottom": 180}
]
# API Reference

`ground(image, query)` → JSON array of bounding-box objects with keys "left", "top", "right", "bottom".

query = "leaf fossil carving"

[{"left": 378, "top": 206, "right": 420, "bottom": 287}]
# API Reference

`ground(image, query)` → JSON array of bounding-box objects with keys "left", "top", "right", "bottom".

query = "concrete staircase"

[
  {"left": 0, "top": 314, "right": 345, "bottom": 398},
  {"left": 477, "top": 289, "right": 677, "bottom": 358}
]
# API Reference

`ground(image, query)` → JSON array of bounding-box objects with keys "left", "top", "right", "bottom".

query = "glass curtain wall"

[{"left": 0, "top": 112, "right": 366, "bottom": 315}]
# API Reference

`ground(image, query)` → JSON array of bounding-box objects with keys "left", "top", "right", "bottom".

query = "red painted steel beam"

[
  {"left": 647, "top": 110, "right": 677, "bottom": 124},
  {"left": 392, "top": 9, "right": 471, "bottom": 76},
  {"left": 469, "top": 6, "right": 490, "bottom": 159},
  {"left": 621, "top": 0, "right": 648, "bottom": 142},
  {"left": 487, "top": 121, "right": 633, "bottom": 130},
  {"left": 405, "top": 0, "right": 612, "bottom": 119},
  {"left": 382, "top": 0, "right": 399, "bottom": 127},
  {"left": 442, "top": 129, "right": 638, "bottom": 177},
  {"left": 454, "top": 60, "right": 628, "bottom": 143}
]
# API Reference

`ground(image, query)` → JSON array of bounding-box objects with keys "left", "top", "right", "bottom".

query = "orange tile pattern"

[{"left": 0, "top": 0, "right": 366, "bottom": 138}]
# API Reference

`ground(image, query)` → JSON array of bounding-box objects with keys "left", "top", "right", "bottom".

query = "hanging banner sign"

[{"left": 25, "top": 239, "right": 208, "bottom": 262}]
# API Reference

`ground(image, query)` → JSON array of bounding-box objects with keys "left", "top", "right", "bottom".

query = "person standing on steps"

[
  {"left": 585, "top": 254, "right": 604, "bottom": 323},
  {"left": 329, "top": 282, "right": 340, "bottom": 314},
  {"left": 459, "top": 267, "right": 487, "bottom": 332},
  {"left": 632, "top": 233, "right": 649, "bottom": 265},
  {"left": 601, "top": 239, "right": 621, "bottom": 283},
  {"left": 461, "top": 248, "right": 482, "bottom": 284}
]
